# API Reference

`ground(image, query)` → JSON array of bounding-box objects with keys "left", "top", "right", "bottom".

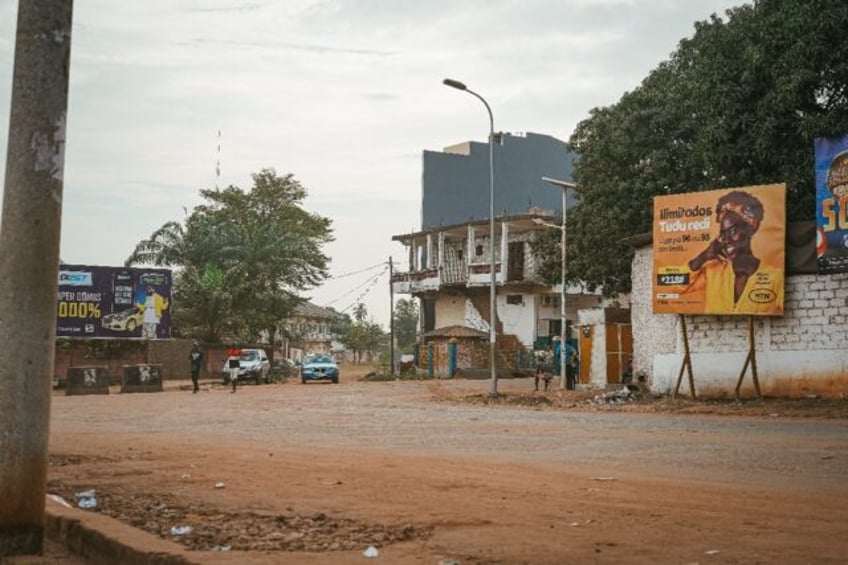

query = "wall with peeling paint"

[{"left": 632, "top": 245, "right": 848, "bottom": 398}]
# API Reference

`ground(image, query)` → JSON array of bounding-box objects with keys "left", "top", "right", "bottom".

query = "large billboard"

[
  {"left": 652, "top": 184, "right": 786, "bottom": 315},
  {"left": 815, "top": 135, "right": 848, "bottom": 274},
  {"left": 57, "top": 265, "right": 172, "bottom": 339}
]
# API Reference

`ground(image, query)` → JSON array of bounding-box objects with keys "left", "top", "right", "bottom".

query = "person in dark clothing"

[
  {"left": 189, "top": 341, "right": 203, "bottom": 393},
  {"left": 565, "top": 341, "right": 578, "bottom": 390}
]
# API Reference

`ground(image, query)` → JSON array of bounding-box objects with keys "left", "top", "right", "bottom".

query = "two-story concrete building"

[
  {"left": 391, "top": 132, "right": 610, "bottom": 375},
  {"left": 391, "top": 213, "right": 602, "bottom": 351}
]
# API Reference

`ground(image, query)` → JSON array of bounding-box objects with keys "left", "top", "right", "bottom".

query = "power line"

[
  {"left": 336, "top": 265, "right": 389, "bottom": 315},
  {"left": 326, "top": 261, "right": 386, "bottom": 281},
  {"left": 324, "top": 265, "right": 387, "bottom": 307}
]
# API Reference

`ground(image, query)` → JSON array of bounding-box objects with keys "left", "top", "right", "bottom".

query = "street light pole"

[
  {"left": 443, "top": 78, "right": 498, "bottom": 397},
  {"left": 541, "top": 177, "right": 576, "bottom": 390}
]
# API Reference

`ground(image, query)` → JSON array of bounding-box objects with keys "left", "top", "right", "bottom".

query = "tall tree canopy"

[
  {"left": 127, "top": 169, "right": 333, "bottom": 343},
  {"left": 557, "top": 0, "right": 848, "bottom": 296},
  {"left": 339, "top": 303, "right": 383, "bottom": 362}
]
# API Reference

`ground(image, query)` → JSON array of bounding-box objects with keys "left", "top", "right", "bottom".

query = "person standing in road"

[
  {"left": 552, "top": 336, "right": 562, "bottom": 386},
  {"left": 226, "top": 346, "right": 242, "bottom": 393},
  {"left": 565, "top": 340, "right": 578, "bottom": 390},
  {"left": 189, "top": 341, "right": 203, "bottom": 393}
]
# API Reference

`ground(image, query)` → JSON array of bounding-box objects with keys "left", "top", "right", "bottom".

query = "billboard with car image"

[{"left": 56, "top": 265, "right": 171, "bottom": 339}]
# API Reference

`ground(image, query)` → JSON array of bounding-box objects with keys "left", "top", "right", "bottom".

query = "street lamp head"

[
  {"left": 442, "top": 78, "right": 467, "bottom": 91},
  {"left": 541, "top": 176, "right": 577, "bottom": 190},
  {"left": 533, "top": 217, "right": 563, "bottom": 230}
]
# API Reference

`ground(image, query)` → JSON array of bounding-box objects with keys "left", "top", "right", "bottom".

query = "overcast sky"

[{"left": 0, "top": 0, "right": 743, "bottom": 329}]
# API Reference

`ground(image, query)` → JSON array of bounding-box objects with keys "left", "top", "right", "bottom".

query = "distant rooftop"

[{"left": 294, "top": 301, "right": 340, "bottom": 320}]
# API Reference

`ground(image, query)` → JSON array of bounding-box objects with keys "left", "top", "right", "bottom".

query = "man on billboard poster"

[{"left": 137, "top": 285, "right": 169, "bottom": 339}]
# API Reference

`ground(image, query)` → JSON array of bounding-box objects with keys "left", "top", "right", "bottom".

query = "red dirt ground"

[{"left": 10, "top": 365, "right": 848, "bottom": 564}]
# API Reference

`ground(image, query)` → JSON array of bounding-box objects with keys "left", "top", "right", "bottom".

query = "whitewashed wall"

[
  {"left": 434, "top": 295, "right": 468, "bottom": 328},
  {"left": 632, "top": 245, "right": 848, "bottom": 398},
  {"left": 577, "top": 308, "right": 608, "bottom": 387},
  {"left": 500, "top": 294, "right": 536, "bottom": 347}
]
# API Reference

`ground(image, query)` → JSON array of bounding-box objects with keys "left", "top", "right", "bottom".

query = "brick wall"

[
  {"left": 416, "top": 338, "right": 500, "bottom": 377},
  {"left": 54, "top": 339, "right": 250, "bottom": 384},
  {"left": 632, "top": 245, "right": 848, "bottom": 398}
]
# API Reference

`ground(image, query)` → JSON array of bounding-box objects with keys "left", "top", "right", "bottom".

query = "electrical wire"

[
  {"left": 326, "top": 261, "right": 386, "bottom": 281},
  {"left": 335, "top": 265, "right": 389, "bottom": 315},
  {"left": 323, "top": 264, "right": 387, "bottom": 307}
]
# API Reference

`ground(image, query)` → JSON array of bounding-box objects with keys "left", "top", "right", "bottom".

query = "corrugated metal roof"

[{"left": 294, "top": 301, "right": 340, "bottom": 319}]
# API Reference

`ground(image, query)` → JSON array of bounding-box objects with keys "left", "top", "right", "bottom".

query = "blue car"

[{"left": 300, "top": 354, "right": 339, "bottom": 384}]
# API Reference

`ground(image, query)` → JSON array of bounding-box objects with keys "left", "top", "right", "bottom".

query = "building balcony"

[
  {"left": 391, "top": 268, "right": 440, "bottom": 294},
  {"left": 467, "top": 262, "right": 502, "bottom": 287},
  {"left": 391, "top": 262, "right": 511, "bottom": 295}
]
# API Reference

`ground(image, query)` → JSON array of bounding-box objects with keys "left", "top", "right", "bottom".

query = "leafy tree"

[
  {"left": 558, "top": 0, "right": 848, "bottom": 296},
  {"left": 127, "top": 169, "right": 333, "bottom": 344},
  {"left": 341, "top": 320, "right": 383, "bottom": 363},
  {"left": 393, "top": 298, "right": 419, "bottom": 353},
  {"left": 329, "top": 311, "right": 353, "bottom": 338},
  {"left": 339, "top": 303, "right": 383, "bottom": 362}
]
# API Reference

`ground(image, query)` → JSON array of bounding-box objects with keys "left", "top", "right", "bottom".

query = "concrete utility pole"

[
  {"left": 0, "top": 1, "right": 73, "bottom": 556},
  {"left": 389, "top": 256, "right": 395, "bottom": 377}
]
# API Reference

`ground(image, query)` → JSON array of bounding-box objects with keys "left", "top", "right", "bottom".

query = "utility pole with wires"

[
  {"left": 389, "top": 256, "right": 395, "bottom": 377},
  {"left": 0, "top": 2, "right": 74, "bottom": 556}
]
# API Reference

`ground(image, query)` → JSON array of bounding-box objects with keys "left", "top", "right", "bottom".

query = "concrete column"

[
  {"left": 437, "top": 231, "right": 444, "bottom": 271},
  {"left": 0, "top": 1, "right": 73, "bottom": 556},
  {"left": 500, "top": 221, "right": 509, "bottom": 282}
]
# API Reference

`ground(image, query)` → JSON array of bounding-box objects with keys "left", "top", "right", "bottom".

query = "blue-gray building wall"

[{"left": 421, "top": 132, "right": 577, "bottom": 229}]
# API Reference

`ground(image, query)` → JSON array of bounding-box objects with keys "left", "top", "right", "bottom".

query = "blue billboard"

[
  {"left": 815, "top": 135, "right": 848, "bottom": 274},
  {"left": 56, "top": 265, "right": 172, "bottom": 339}
]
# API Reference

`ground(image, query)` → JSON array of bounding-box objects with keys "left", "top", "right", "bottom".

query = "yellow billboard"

[{"left": 652, "top": 184, "right": 786, "bottom": 315}]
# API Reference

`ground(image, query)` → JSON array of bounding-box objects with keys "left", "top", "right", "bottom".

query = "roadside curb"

[{"left": 45, "top": 499, "right": 198, "bottom": 565}]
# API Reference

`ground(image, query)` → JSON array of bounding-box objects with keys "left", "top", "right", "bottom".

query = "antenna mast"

[{"left": 216, "top": 129, "right": 221, "bottom": 189}]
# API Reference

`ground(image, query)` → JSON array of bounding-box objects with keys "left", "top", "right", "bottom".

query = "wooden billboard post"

[
  {"left": 734, "top": 316, "right": 762, "bottom": 399},
  {"left": 672, "top": 315, "right": 696, "bottom": 399}
]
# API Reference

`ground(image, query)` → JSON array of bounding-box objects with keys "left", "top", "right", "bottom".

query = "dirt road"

[{"left": 44, "top": 372, "right": 848, "bottom": 564}]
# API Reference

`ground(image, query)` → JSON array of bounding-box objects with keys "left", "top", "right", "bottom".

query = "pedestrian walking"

[
  {"left": 226, "top": 347, "right": 242, "bottom": 393},
  {"left": 189, "top": 341, "right": 203, "bottom": 393},
  {"left": 534, "top": 346, "right": 554, "bottom": 392}
]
